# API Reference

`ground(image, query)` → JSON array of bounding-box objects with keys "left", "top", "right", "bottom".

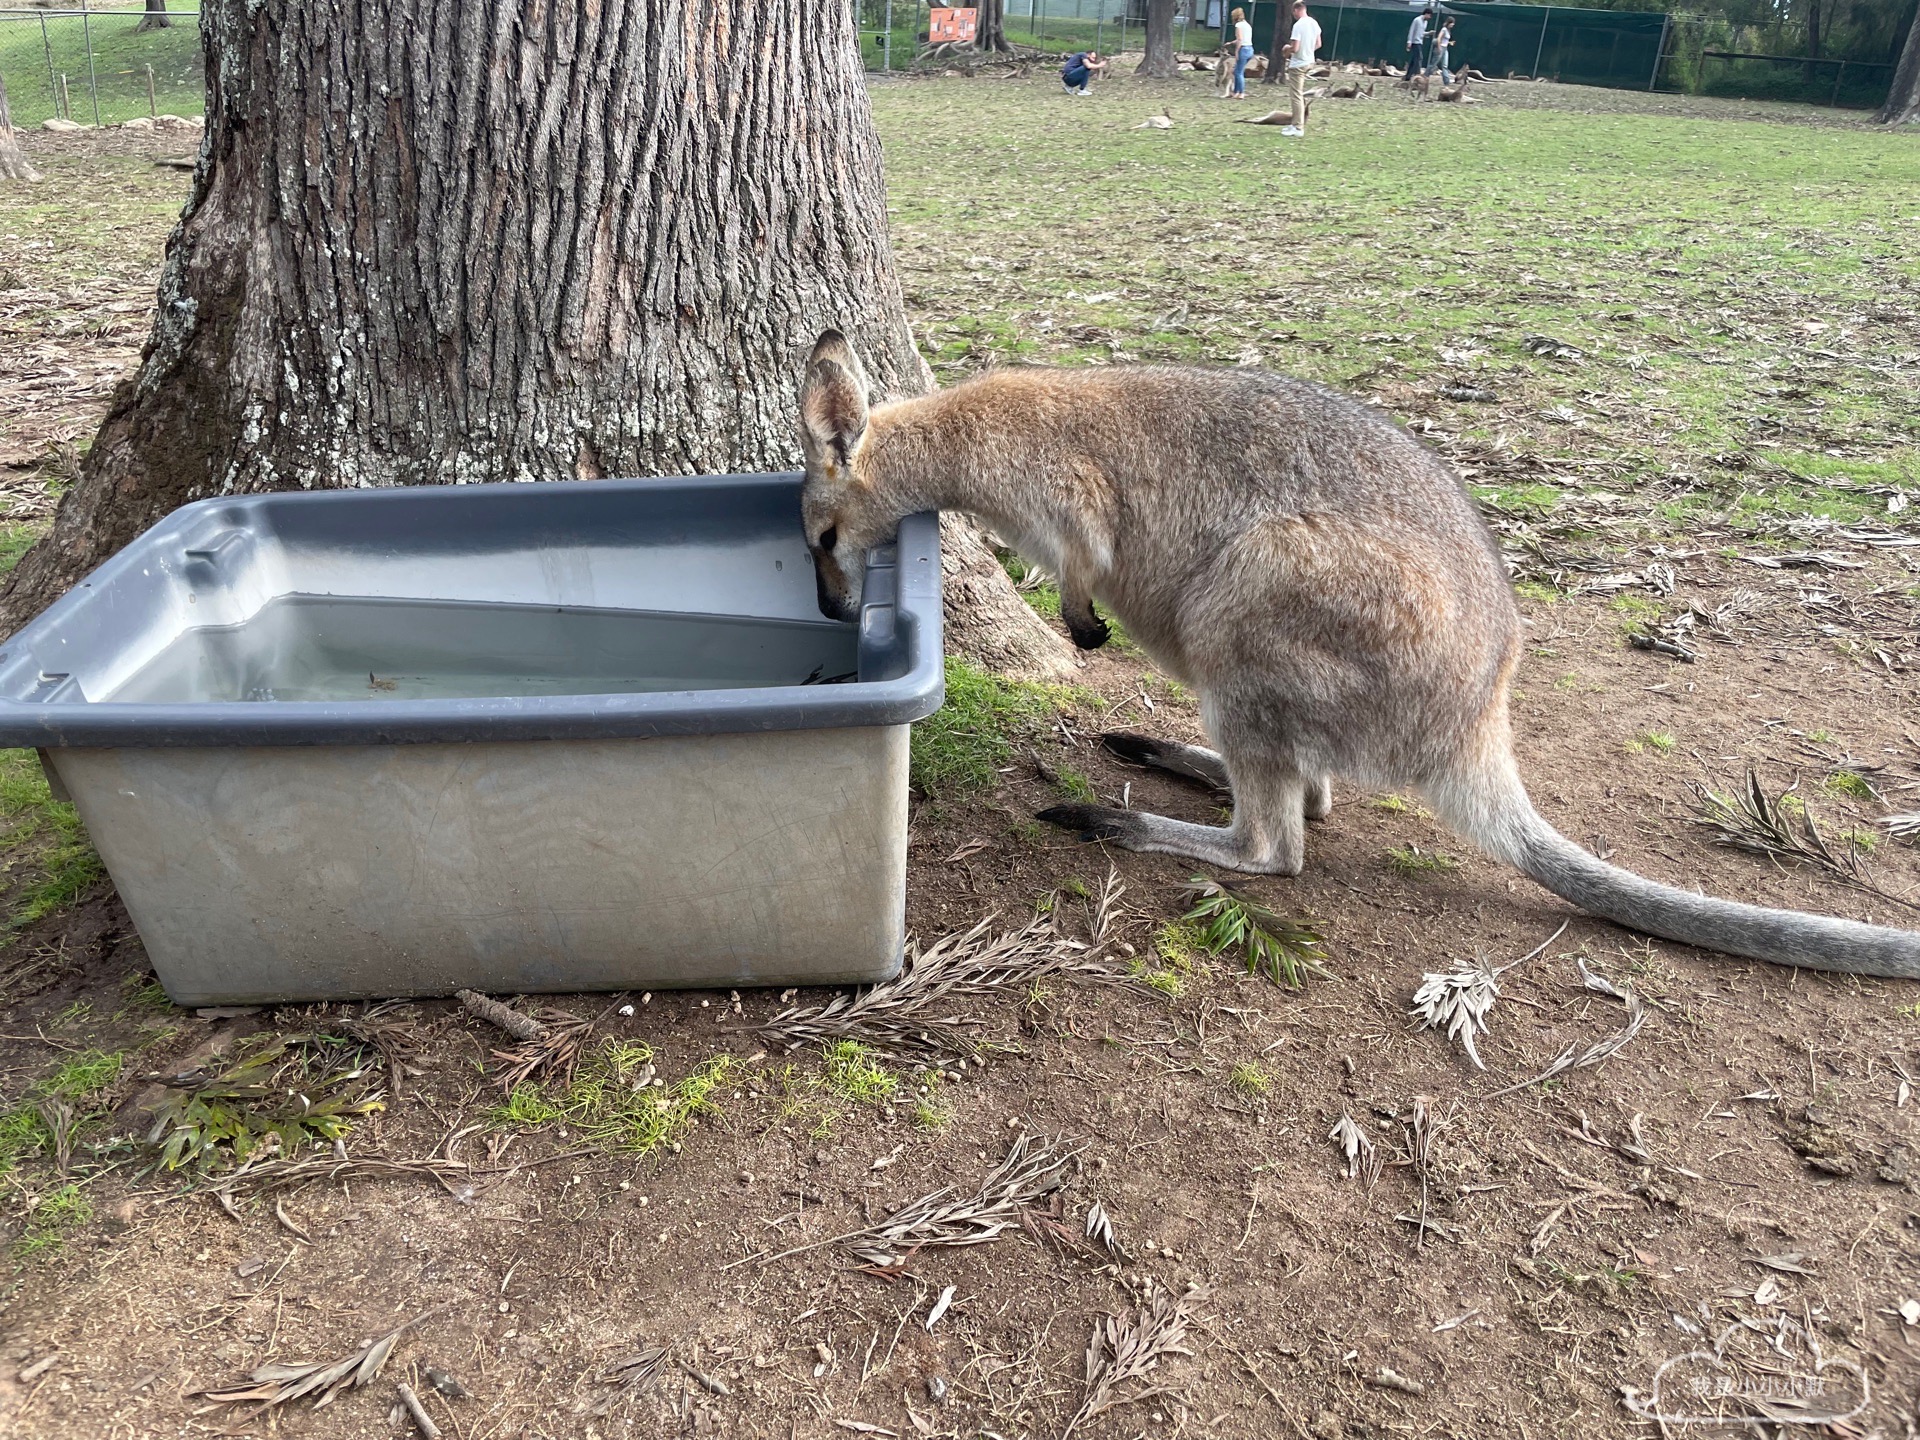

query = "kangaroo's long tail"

[{"left": 1432, "top": 757, "right": 1920, "bottom": 979}]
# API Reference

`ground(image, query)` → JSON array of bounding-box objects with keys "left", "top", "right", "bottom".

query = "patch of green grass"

[
  {"left": 116, "top": 974, "right": 176, "bottom": 1018},
  {"left": 1513, "top": 580, "right": 1561, "bottom": 605},
  {"left": 1368, "top": 793, "right": 1434, "bottom": 818},
  {"left": 1823, "top": 770, "right": 1874, "bottom": 802},
  {"left": 1152, "top": 921, "right": 1201, "bottom": 971},
  {"left": 1228, "top": 1062, "right": 1271, "bottom": 1097},
  {"left": 494, "top": 1083, "right": 567, "bottom": 1127},
  {"left": 0, "top": 522, "right": 44, "bottom": 578},
  {"left": 494, "top": 1043, "right": 739, "bottom": 1158},
  {"left": 1640, "top": 731, "right": 1677, "bottom": 754},
  {"left": 1054, "top": 766, "right": 1097, "bottom": 804},
  {"left": 909, "top": 1074, "right": 951, "bottom": 1132},
  {"left": 910, "top": 659, "right": 1075, "bottom": 798},
  {"left": 1128, "top": 956, "right": 1184, "bottom": 999},
  {"left": 821, "top": 1041, "right": 897, "bottom": 1104},
  {"left": 0, "top": 1105, "right": 53, "bottom": 1174},
  {"left": 0, "top": 750, "right": 104, "bottom": 929},
  {"left": 1182, "top": 878, "right": 1330, "bottom": 989},
  {"left": 15, "top": 1182, "right": 93, "bottom": 1259},
  {"left": 1386, "top": 845, "right": 1461, "bottom": 877},
  {"left": 1610, "top": 595, "right": 1665, "bottom": 621},
  {"left": 1839, "top": 828, "right": 1878, "bottom": 851},
  {"left": 42, "top": 1049, "right": 123, "bottom": 1099}
]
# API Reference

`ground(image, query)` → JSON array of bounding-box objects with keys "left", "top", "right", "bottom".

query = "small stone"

[
  {"left": 926, "top": 1373, "right": 949, "bottom": 1403},
  {"left": 700, "top": 999, "right": 710, "bottom": 1008},
  {"left": 618, "top": 1180, "right": 631, "bottom": 1191},
  {"left": 642, "top": 993, "right": 653, "bottom": 1005},
  {"left": 497, "top": 1301, "right": 510, "bottom": 1313},
  {"left": 739, "top": 1171, "right": 754, "bottom": 1185},
  {"left": 618, "top": 1004, "right": 635, "bottom": 1017}
]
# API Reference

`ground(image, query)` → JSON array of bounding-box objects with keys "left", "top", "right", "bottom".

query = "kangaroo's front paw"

[
  {"left": 1064, "top": 606, "right": 1111, "bottom": 651},
  {"left": 1037, "top": 803, "right": 1141, "bottom": 845}
]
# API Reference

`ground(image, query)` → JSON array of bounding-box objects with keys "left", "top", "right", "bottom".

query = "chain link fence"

[
  {"left": 1, "top": 4, "right": 202, "bottom": 127},
  {"left": 858, "top": 0, "right": 1224, "bottom": 71}
]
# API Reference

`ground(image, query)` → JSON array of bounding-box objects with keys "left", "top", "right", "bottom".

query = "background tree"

[
  {"left": 134, "top": 0, "right": 171, "bottom": 33},
  {"left": 0, "top": 73, "right": 38, "bottom": 183},
  {"left": 1881, "top": 2, "right": 1920, "bottom": 120},
  {"left": 1137, "top": 0, "right": 1178, "bottom": 76},
  {"left": 976, "top": 0, "right": 1010, "bottom": 53},
  {"left": 0, "top": 0, "right": 1071, "bottom": 677}
]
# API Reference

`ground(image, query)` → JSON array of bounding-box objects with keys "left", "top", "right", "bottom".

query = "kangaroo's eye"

[{"left": 819, "top": 525, "right": 838, "bottom": 552}]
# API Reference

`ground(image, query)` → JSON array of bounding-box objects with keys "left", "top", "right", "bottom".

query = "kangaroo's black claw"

[
  {"left": 1100, "top": 731, "right": 1166, "bottom": 766},
  {"left": 1036, "top": 804, "right": 1133, "bottom": 843},
  {"left": 1066, "top": 612, "right": 1111, "bottom": 651}
]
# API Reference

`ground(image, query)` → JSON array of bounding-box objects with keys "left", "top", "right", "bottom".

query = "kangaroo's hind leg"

[
  {"left": 1105, "top": 730, "right": 1334, "bottom": 821},
  {"left": 1039, "top": 748, "right": 1309, "bottom": 875}
]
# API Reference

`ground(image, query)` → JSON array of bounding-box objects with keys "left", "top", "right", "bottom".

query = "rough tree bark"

[
  {"left": 1880, "top": 3, "right": 1920, "bottom": 122},
  {"left": 0, "top": 0, "right": 1072, "bottom": 679},
  {"left": 976, "top": 0, "right": 1010, "bottom": 53},
  {"left": 0, "top": 72, "right": 40, "bottom": 183},
  {"left": 1136, "top": 0, "right": 1177, "bottom": 76},
  {"left": 134, "top": 0, "right": 171, "bottom": 33}
]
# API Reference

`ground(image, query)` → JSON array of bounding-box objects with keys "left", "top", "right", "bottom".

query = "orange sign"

[{"left": 929, "top": 7, "right": 979, "bottom": 42}]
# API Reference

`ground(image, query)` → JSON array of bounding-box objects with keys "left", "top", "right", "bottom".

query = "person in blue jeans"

[
  {"left": 1426, "top": 16, "right": 1456, "bottom": 85},
  {"left": 1060, "top": 50, "right": 1109, "bottom": 94},
  {"left": 1229, "top": 6, "right": 1255, "bottom": 96}
]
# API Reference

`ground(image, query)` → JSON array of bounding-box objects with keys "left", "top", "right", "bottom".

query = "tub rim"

[{"left": 0, "top": 474, "right": 945, "bottom": 748}]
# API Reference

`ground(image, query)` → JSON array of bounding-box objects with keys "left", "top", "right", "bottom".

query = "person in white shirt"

[
  {"left": 1281, "top": 0, "right": 1322, "bottom": 136},
  {"left": 1406, "top": 7, "right": 1433, "bottom": 85},
  {"left": 1425, "top": 14, "right": 1456, "bottom": 84},
  {"left": 1229, "top": 7, "right": 1255, "bottom": 97}
]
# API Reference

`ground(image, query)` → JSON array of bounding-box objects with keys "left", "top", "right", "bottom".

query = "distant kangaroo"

[{"left": 795, "top": 332, "right": 1920, "bottom": 978}]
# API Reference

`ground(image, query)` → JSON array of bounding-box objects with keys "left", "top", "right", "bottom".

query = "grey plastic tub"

[{"left": 0, "top": 475, "right": 943, "bottom": 1004}]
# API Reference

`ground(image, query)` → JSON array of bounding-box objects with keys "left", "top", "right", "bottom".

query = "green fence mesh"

[{"left": 1247, "top": 0, "right": 1669, "bottom": 89}]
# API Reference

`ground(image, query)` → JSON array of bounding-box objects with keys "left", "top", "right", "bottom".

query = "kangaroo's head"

[{"left": 797, "top": 330, "right": 889, "bottom": 623}]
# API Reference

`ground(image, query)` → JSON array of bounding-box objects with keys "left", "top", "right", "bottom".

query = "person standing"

[
  {"left": 1406, "top": 6, "right": 1433, "bottom": 86},
  {"left": 1228, "top": 7, "right": 1255, "bottom": 97},
  {"left": 1427, "top": 16, "right": 1456, "bottom": 85},
  {"left": 1281, "top": 0, "right": 1321, "bottom": 136}
]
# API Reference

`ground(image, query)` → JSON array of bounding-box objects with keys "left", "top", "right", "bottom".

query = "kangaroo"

[{"left": 794, "top": 333, "right": 1920, "bottom": 979}]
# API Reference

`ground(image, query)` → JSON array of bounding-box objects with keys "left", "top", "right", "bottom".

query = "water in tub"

[{"left": 105, "top": 596, "right": 859, "bottom": 703}]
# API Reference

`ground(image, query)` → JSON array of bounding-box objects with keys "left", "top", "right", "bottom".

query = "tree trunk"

[
  {"left": 0, "top": 71, "right": 40, "bottom": 183},
  {"left": 1136, "top": 0, "right": 1177, "bottom": 76},
  {"left": 1880, "top": 2, "right": 1920, "bottom": 123},
  {"left": 976, "top": 0, "right": 1010, "bottom": 53},
  {"left": 134, "top": 0, "right": 171, "bottom": 33},
  {"left": 0, "top": 0, "right": 1073, "bottom": 680}
]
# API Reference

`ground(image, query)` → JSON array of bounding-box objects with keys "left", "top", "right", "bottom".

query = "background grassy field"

[
  {"left": 876, "top": 73, "right": 1919, "bottom": 541},
  {"left": 0, "top": 4, "right": 202, "bottom": 126}
]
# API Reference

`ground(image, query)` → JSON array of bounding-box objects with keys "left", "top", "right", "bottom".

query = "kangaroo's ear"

[{"left": 798, "top": 332, "right": 870, "bottom": 465}]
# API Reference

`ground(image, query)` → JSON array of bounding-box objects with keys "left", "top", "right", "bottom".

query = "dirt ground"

[{"left": 1, "top": 84, "right": 1919, "bottom": 1440}]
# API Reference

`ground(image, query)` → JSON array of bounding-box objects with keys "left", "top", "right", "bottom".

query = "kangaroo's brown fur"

[{"left": 795, "top": 334, "right": 1920, "bottom": 979}]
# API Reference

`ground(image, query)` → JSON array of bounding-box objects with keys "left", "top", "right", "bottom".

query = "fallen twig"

[
  {"left": 396, "top": 1381, "right": 441, "bottom": 1438},
  {"left": 199, "top": 1306, "right": 447, "bottom": 1415},
  {"left": 1690, "top": 771, "right": 1917, "bottom": 913},
  {"left": 1064, "top": 1283, "right": 1208, "bottom": 1436},
  {"left": 728, "top": 1133, "right": 1081, "bottom": 1270},
  {"left": 455, "top": 989, "right": 597, "bottom": 1090},
  {"left": 1329, "top": 1113, "right": 1381, "bottom": 1188},
  {"left": 1487, "top": 961, "right": 1646, "bottom": 1098},
  {"left": 588, "top": 1346, "right": 668, "bottom": 1417},
  {"left": 758, "top": 875, "right": 1134, "bottom": 1060},
  {"left": 1409, "top": 921, "right": 1568, "bottom": 1070}
]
